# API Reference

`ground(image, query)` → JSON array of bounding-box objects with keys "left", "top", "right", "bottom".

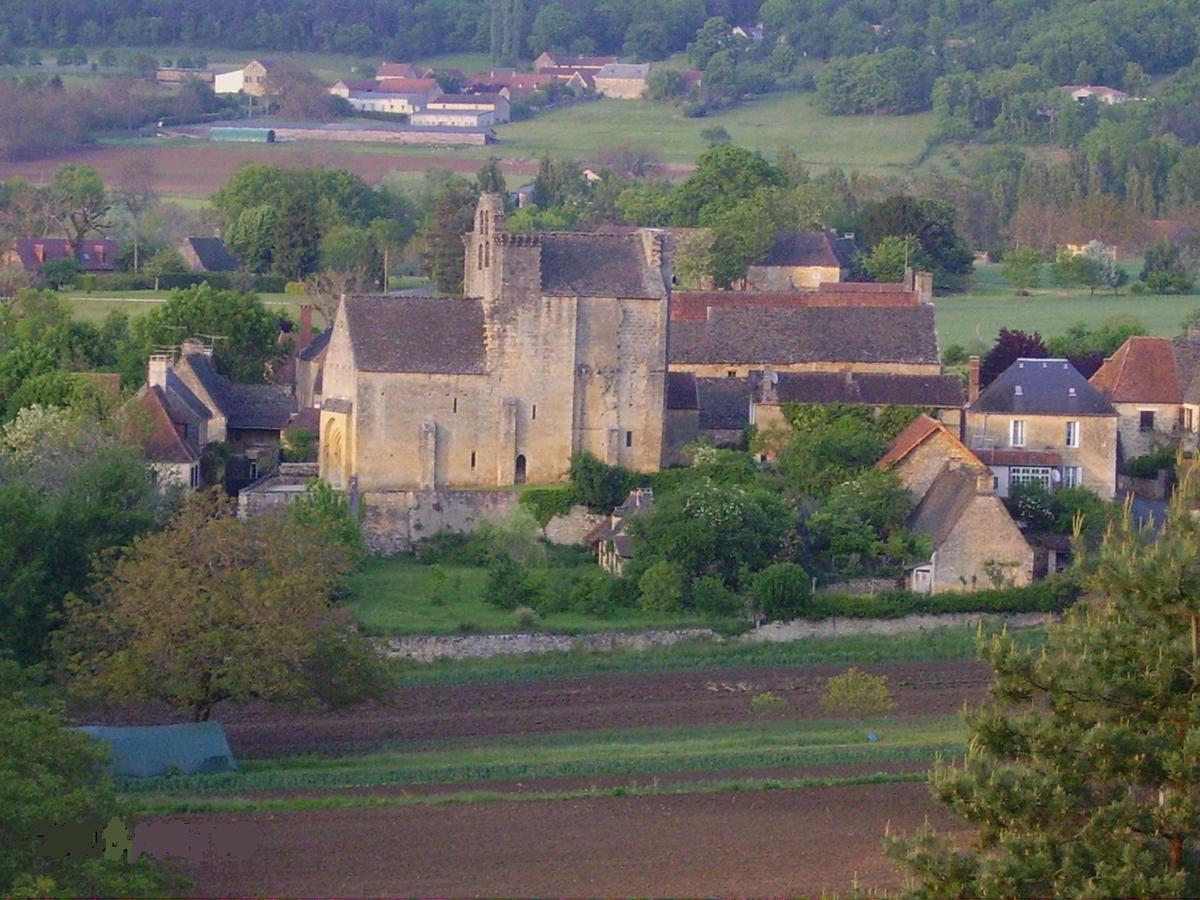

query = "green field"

[
  {"left": 125, "top": 714, "right": 962, "bottom": 813},
  {"left": 934, "top": 262, "right": 1200, "bottom": 349},
  {"left": 493, "top": 93, "right": 936, "bottom": 170},
  {"left": 346, "top": 556, "right": 710, "bottom": 636},
  {"left": 386, "top": 625, "right": 1046, "bottom": 689}
]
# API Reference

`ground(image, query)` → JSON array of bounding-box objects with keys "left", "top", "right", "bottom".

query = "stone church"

[{"left": 319, "top": 194, "right": 671, "bottom": 491}]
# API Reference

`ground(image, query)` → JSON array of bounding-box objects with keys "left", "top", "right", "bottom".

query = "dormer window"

[
  {"left": 1014, "top": 385, "right": 1023, "bottom": 396},
  {"left": 1068, "top": 387, "right": 1076, "bottom": 396}
]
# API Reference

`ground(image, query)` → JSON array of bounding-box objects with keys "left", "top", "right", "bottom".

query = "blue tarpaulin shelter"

[{"left": 78, "top": 723, "right": 238, "bottom": 778}]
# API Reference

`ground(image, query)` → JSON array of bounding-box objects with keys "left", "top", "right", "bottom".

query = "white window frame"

[
  {"left": 1010, "top": 419, "right": 1027, "bottom": 448},
  {"left": 1063, "top": 466, "right": 1083, "bottom": 488},
  {"left": 1010, "top": 466, "right": 1052, "bottom": 489},
  {"left": 1065, "top": 421, "right": 1079, "bottom": 448}
]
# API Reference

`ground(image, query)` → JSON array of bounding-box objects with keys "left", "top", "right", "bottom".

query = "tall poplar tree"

[{"left": 886, "top": 490, "right": 1200, "bottom": 896}]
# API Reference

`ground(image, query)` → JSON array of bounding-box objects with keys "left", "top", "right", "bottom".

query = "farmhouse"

[
  {"left": 965, "top": 357, "right": 1118, "bottom": 499},
  {"left": 1090, "top": 333, "right": 1200, "bottom": 459},
  {"left": 1061, "top": 84, "right": 1131, "bottom": 104},
  {"left": 594, "top": 63, "right": 650, "bottom": 99},
  {"left": 411, "top": 93, "right": 511, "bottom": 126},
  {"left": 590, "top": 488, "right": 655, "bottom": 575},
  {"left": 330, "top": 77, "right": 442, "bottom": 115},
  {"left": 214, "top": 59, "right": 273, "bottom": 96},
  {"left": 132, "top": 341, "right": 296, "bottom": 492},
  {"left": 155, "top": 67, "right": 214, "bottom": 85},
  {"left": 318, "top": 194, "right": 670, "bottom": 492},
  {"left": 533, "top": 53, "right": 617, "bottom": 75},
  {"left": 881, "top": 415, "right": 1033, "bottom": 593},
  {"left": 178, "top": 237, "right": 240, "bottom": 272},
  {"left": 3, "top": 237, "right": 119, "bottom": 274},
  {"left": 743, "top": 231, "right": 857, "bottom": 290}
]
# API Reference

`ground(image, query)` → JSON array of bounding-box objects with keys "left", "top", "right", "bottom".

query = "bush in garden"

[
  {"left": 482, "top": 555, "right": 542, "bottom": 610},
  {"left": 750, "top": 562, "right": 811, "bottom": 622},
  {"left": 691, "top": 574, "right": 742, "bottom": 618},
  {"left": 820, "top": 667, "right": 896, "bottom": 716},
  {"left": 638, "top": 560, "right": 685, "bottom": 612}
]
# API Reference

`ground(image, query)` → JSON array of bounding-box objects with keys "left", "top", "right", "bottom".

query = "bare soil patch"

[
  {"left": 136, "top": 781, "right": 958, "bottom": 896},
  {"left": 0, "top": 144, "right": 541, "bottom": 195},
  {"left": 94, "top": 660, "right": 988, "bottom": 758}
]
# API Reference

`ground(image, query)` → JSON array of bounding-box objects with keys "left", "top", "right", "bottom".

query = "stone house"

[
  {"left": 966, "top": 358, "right": 1118, "bottom": 499},
  {"left": 594, "top": 63, "right": 650, "bottom": 99},
  {"left": 3, "top": 237, "right": 119, "bottom": 274},
  {"left": 178, "top": 237, "right": 240, "bottom": 272},
  {"left": 743, "top": 231, "right": 857, "bottom": 291},
  {"left": 1061, "top": 84, "right": 1131, "bottom": 104},
  {"left": 589, "top": 489, "right": 655, "bottom": 575},
  {"left": 138, "top": 340, "right": 296, "bottom": 491},
  {"left": 330, "top": 78, "right": 442, "bottom": 114},
  {"left": 880, "top": 414, "right": 1033, "bottom": 593},
  {"left": 318, "top": 193, "right": 670, "bottom": 493},
  {"left": 130, "top": 381, "right": 202, "bottom": 490},
  {"left": 750, "top": 368, "right": 965, "bottom": 434},
  {"left": 533, "top": 53, "right": 616, "bottom": 75},
  {"left": 1089, "top": 334, "right": 1200, "bottom": 460},
  {"left": 667, "top": 303, "right": 942, "bottom": 379},
  {"left": 419, "top": 93, "right": 510, "bottom": 124},
  {"left": 214, "top": 59, "right": 273, "bottom": 96}
]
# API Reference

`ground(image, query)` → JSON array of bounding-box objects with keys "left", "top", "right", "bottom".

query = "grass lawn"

[
  {"left": 934, "top": 262, "right": 1200, "bottom": 349},
  {"left": 346, "top": 556, "right": 710, "bottom": 636},
  {"left": 493, "top": 92, "right": 935, "bottom": 170}
]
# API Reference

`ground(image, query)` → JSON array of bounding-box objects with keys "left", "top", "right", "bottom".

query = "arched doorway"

[{"left": 514, "top": 454, "right": 526, "bottom": 484}]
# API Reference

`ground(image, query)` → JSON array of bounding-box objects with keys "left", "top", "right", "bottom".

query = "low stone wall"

[
  {"left": 747, "top": 610, "right": 1053, "bottom": 643},
  {"left": 1118, "top": 471, "right": 1172, "bottom": 500},
  {"left": 381, "top": 627, "right": 719, "bottom": 661},
  {"left": 361, "top": 489, "right": 520, "bottom": 554},
  {"left": 236, "top": 463, "right": 320, "bottom": 518},
  {"left": 377, "top": 610, "right": 1055, "bottom": 661}
]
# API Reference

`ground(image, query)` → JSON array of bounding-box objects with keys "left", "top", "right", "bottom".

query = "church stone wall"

[{"left": 360, "top": 489, "right": 520, "bottom": 554}]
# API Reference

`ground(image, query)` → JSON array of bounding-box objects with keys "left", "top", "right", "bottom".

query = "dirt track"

[{"left": 136, "top": 781, "right": 959, "bottom": 896}]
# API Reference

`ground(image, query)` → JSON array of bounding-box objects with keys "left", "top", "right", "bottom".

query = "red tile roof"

[
  {"left": 377, "top": 62, "right": 418, "bottom": 79},
  {"left": 8, "top": 237, "right": 119, "bottom": 272},
  {"left": 878, "top": 414, "right": 982, "bottom": 470},
  {"left": 135, "top": 386, "right": 198, "bottom": 464},
  {"left": 973, "top": 448, "right": 1062, "bottom": 467},
  {"left": 1089, "top": 336, "right": 1182, "bottom": 404}
]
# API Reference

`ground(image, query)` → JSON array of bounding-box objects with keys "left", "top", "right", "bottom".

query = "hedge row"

[
  {"left": 86, "top": 273, "right": 289, "bottom": 293},
  {"left": 803, "top": 575, "right": 1080, "bottom": 622}
]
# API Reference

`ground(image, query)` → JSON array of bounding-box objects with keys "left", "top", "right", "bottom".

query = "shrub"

[
  {"left": 568, "top": 450, "right": 632, "bottom": 512},
  {"left": 749, "top": 690, "right": 786, "bottom": 719},
  {"left": 482, "top": 555, "right": 542, "bottom": 610},
  {"left": 821, "top": 667, "right": 896, "bottom": 716},
  {"left": 513, "top": 605, "right": 540, "bottom": 630},
  {"left": 473, "top": 508, "right": 546, "bottom": 567},
  {"left": 519, "top": 485, "right": 576, "bottom": 526},
  {"left": 638, "top": 560, "right": 685, "bottom": 612},
  {"left": 751, "top": 562, "right": 811, "bottom": 622},
  {"left": 691, "top": 574, "right": 742, "bottom": 618},
  {"left": 1126, "top": 446, "right": 1176, "bottom": 478}
]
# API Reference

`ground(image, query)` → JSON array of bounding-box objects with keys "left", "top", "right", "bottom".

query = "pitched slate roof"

[
  {"left": 179, "top": 351, "right": 295, "bottom": 429},
  {"left": 696, "top": 377, "right": 751, "bottom": 430},
  {"left": 342, "top": 296, "right": 488, "bottom": 374},
  {"left": 668, "top": 305, "right": 939, "bottom": 367},
  {"left": 755, "top": 231, "right": 856, "bottom": 269},
  {"left": 298, "top": 327, "right": 332, "bottom": 362},
  {"left": 908, "top": 467, "right": 981, "bottom": 548},
  {"left": 971, "top": 358, "right": 1116, "bottom": 416},
  {"left": 182, "top": 237, "right": 240, "bottom": 272},
  {"left": 752, "top": 371, "right": 964, "bottom": 408},
  {"left": 666, "top": 371, "right": 699, "bottom": 410},
  {"left": 539, "top": 233, "right": 665, "bottom": 298},
  {"left": 670, "top": 288, "right": 916, "bottom": 321},
  {"left": 1089, "top": 336, "right": 1182, "bottom": 403}
]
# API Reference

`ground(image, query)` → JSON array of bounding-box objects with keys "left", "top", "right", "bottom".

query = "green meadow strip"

[
  {"left": 385, "top": 626, "right": 1044, "bottom": 688},
  {"left": 136, "top": 771, "right": 930, "bottom": 815}
]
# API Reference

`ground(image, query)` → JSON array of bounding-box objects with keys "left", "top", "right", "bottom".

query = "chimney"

[
  {"left": 33, "top": 243, "right": 44, "bottom": 263},
  {"left": 915, "top": 271, "right": 934, "bottom": 304},
  {"left": 148, "top": 353, "right": 170, "bottom": 388},
  {"left": 976, "top": 470, "right": 994, "bottom": 494},
  {"left": 299, "top": 305, "right": 314, "bottom": 350},
  {"left": 181, "top": 338, "right": 212, "bottom": 358},
  {"left": 968, "top": 355, "right": 980, "bottom": 404},
  {"left": 761, "top": 364, "right": 777, "bottom": 402},
  {"left": 1189, "top": 327, "right": 1200, "bottom": 345},
  {"left": 903, "top": 266, "right": 915, "bottom": 291}
]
